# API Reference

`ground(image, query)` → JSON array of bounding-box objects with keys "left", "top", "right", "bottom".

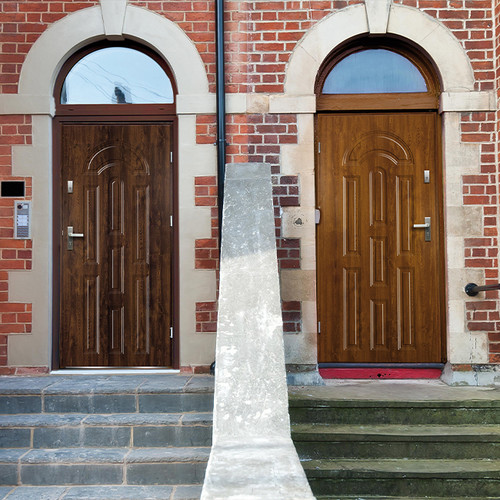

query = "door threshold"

[
  {"left": 51, "top": 368, "right": 180, "bottom": 375},
  {"left": 319, "top": 364, "right": 443, "bottom": 380}
]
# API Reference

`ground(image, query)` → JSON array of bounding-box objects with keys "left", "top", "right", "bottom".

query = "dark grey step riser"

[
  {"left": 290, "top": 407, "right": 500, "bottom": 425},
  {"left": 295, "top": 441, "right": 500, "bottom": 460},
  {"left": 0, "top": 394, "right": 214, "bottom": 415},
  {"left": 0, "top": 426, "right": 212, "bottom": 449},
  {"left": 0, "top": 462, "right": 207, "bottom": 487},
  {"left": 307, "top": 478, "right": 500, "bottom": 498}
]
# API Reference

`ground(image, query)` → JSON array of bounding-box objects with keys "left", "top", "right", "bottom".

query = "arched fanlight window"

[
  {"left": 60, "top": 47, "right": 174, "bottom": 105},
  {"left": 316, "top": 42, "right": 439, "bottom": 111},
  {"left": 322, "top": 49, "right": 427, "bottom": 94}
]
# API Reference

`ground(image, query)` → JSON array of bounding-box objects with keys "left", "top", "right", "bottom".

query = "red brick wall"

[
  {"left": 0, "top": 0, "right": 99, "bottom": 94},
  {"left": 0, "top": 115, "right": 33, "bottom": 367},
  {"left": 1, "top": 0, "right": 499, "bottom": 365}
]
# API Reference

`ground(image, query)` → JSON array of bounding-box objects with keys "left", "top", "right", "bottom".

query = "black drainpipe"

[{"left": 215, "top": 0, "right": 226, "bottom": 245}]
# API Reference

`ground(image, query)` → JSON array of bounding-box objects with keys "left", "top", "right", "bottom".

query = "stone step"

[
  {"left": 289, "top": 398, "right": 500, "bottom": 425},
  {"left": 0, "top": 375, "right": 214, "bottom": 416},
  {"left": 0, "top": 447, "right": 209, "bottom": 487},
  {"left": 0, "top": 393, "right": 214, "bottom": 416},
  {"left": 292, "top": 423, "right": 500, "bottom": 459},
  {"left": 303, "top": 458, "right": 500, "bottom": 498},
  {"left": 0, "top": 485, "right": 202, "bottom": 499},
  {"left": 0, "top": 413, "right": 213, "bottom": 449},
  {"left": 316, "top": 497, "right": 499, "bottom": 500}
]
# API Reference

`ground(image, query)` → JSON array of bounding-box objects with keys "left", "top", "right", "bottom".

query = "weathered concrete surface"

[{"left": 201, "top": 163, "right": 314, "bottom": 499}]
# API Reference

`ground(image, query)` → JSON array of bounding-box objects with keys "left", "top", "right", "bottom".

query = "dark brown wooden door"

[
  {"left": 60, "top": 124, "right": 173, "bottom": 367},
  {"left": 317, "top": 112, "right": 444, "bottom": 363}
]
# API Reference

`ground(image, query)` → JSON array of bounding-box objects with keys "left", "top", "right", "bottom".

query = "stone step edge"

[
  {"left": 292, "top": 423, "right": 500, "bottom": 441},
  {"left": 316, "top": 497, "right": 500, "bottom": 500},
  {"left": 1, "top": 485, "right": 202, "bottom": 500},
  {"left": 302, "top": 458, "right": 500, "bottom": 478},
  {"left": 288, "top": 398, "right": 500, "bottom": 409},
  {"left": 0, "top": 447, "right": 211, "bottom": 465},
  {"left": 0, "top": 412, "right": 213, "bottom": 427}
]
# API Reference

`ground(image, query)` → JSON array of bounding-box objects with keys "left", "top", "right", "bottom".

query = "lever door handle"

[
  {"left": 412, "top": 217, "right": 431, "bottom": 241},
  {"left": 67, "top": 226, "right": 84, "bottom": 250}
]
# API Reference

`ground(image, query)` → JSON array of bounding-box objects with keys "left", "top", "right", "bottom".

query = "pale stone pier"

[{"left": 201, "top": 163, "right": 315, "bottom": 499}]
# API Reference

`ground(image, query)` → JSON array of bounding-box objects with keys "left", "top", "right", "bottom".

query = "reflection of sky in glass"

[
  {"left": 323, "top": 49, "right": 427, "bottom": 94},
  {"left": 61, "top": 48, "right": 174, "bottom": 104}
]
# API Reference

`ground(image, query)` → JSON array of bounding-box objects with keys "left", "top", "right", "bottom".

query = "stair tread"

[
  {"left": 0, "top": 447, "right": 210, "bottom": 464},
  {"left": 293, "top": 423, "right": 500, "bottom": 439},
  {"left": 0, "top": 485, "right": 203, "bottom": 500},
  {"left": 0, "top": 412, "right": 212, "bottom": 427},
  {"left": 316, "top": 497, "right": 500, "bottom": 500},
  {"left": 303, "top": 458, "right": 500, "bottom": 477},
  {"left": 0, "top": 375, "right": 214, "bottom": 396}
]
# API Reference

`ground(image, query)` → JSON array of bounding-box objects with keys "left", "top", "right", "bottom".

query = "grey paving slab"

[
  {"left": 32, "top": 428, "right": 81, "bottom": 449},
  {"left": 0, "top": 415, "right": 86, "bottom": 428},
  {"left": 82, "top": 426, "right": 131, "bottom": 447},
  {"left": 137, "top": 376, "right": 191, "bottom": 394},
  {"left": 139, "top": 394, "right": 213, "bottom": 413},
  {"left": 172, "top": 485, "right": 202, "bottom": 500},
  {"left": 0, "top": 487, "right": 14, "bottom": 499},
  {"left": 32, "top": 426, "right": 131, "bottom": 448},
  {"left": 180, "top": 413, "right": 213, "bottom": 426},
  {"left": 0, "top": 397, "right": 41, "bottom": 415},
  {"left": 133, "top": 426, "right": 212, "bottom": 447},
  {"left": 0, "top": 448, "right": 29, "bottom": 462},
  {"left": 42, "top": 378, "right": 111, "bottom": 395},
  {"left": 44, "top": 394, "right": 136, "bottom": 413},
  {"left": 183, "top": 377, "right": 214, "bottom": 393},
  {"left": 0, "top": 465, "right": 17, "bottom": 485},
  {"left": 4, "top": 486, "right": 68, "bottom": 499},
  {"left": 0, "top": 428, "right": 31, "bottom": 448},
  {"left": 127, "top": 462, "right": 207, "bottom": 485},
  {"left": 20, "top": 464, "right": 123, "bottom": 486},
  {"left": 21, "top": 448, "right": 127, "bottom": 464},
  {"left": 91, "top": 377, "right": 146, "bottom": 394},
  {"left": 0, "top": 378, "right": 56, "bottom": 395},
  {"left": 127, "top": 447, "right": 210, "bottom": 463},
  {"left": 83, "top": 413, "right": 181, "bottom": 426},
  {"left": 62, "top": 486, "right": 173, "bottom": 500}
]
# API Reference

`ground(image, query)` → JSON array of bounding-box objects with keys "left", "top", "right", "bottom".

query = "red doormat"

[{"left": 319, "top": 368, "right": 442, "bottom": 379}]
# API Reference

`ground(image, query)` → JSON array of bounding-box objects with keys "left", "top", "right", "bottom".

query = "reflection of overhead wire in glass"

[
  {"left": 82, "top": 58, "right": 171, "bottom": 101},
  {"left": 65, "top": 52, "right": 173, "bottom": 103}
]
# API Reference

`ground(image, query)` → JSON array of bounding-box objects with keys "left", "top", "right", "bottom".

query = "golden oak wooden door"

[
  {"left": 317, "top": 112, "right": 444, "bottom": 363},
  {"left": 60, "top": 124, "right": 173, "bottom": 367}
]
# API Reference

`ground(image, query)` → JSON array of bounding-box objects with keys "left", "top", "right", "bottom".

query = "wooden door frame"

[
  {"left": 314, "top": 38, "right": 447, "bottom": 366},
  {"left": 52, "top": 41, "right": 179, "bottom": 369},
  {"left": 52, "top": 115, "right": 179, "bottom": 370},
  {"left": 51, "top": 115, "right": 180, "bottom": 370}
]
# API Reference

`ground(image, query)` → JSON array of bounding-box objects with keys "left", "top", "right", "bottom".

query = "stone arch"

[
  {"left": 18, "top": 4, "right": 209, "bottom": 100},
  {"left": 285, "top": 3, "right": 474, "bottom": 96}
]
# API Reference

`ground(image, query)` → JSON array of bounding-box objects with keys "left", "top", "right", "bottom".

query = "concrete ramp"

[{"left": 201, "top": 163, "right": 314, "bottom": 499}]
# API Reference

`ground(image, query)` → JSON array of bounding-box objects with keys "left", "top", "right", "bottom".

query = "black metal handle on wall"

[{"left": 464, "top": 283, "right": 500, "bottom": 297}]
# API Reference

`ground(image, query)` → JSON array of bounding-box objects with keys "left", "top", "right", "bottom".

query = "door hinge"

[
  {"left": 170, "top": 326, "right": 173, "bottom": 339},
  {"left": 318, "top": 142, "right": 321, "bottom": 154},
  {"left": 170, "top": 151, "right": 173, "bottom": 163},
  {"left": 318, "top": 321, "right": 321, "bottom": 334},
  {"left": 315, "top": 208, "right": 321, "bottom": 224},
  {"left": 170, "top": 215, "right": 173, "bottom": 227}
]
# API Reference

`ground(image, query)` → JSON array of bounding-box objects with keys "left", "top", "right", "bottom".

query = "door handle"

[
  {"left": 412, "top": 217, "right": 431, "bottom": 241},
  {"left": 67, "top": 225, "right": 84, "bottom": 250}
]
